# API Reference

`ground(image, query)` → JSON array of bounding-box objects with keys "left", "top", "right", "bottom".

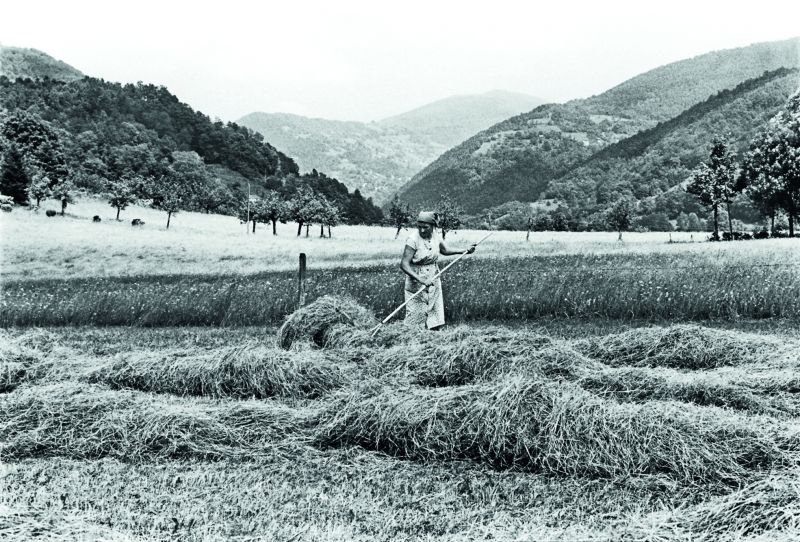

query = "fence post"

[{"left": 298, "top": 253, "right": 307, "bottom": 309}]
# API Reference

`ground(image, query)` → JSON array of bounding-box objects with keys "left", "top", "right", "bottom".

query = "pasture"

[{"left": 2, "top": 198, "right": 800, "bottom": 541}]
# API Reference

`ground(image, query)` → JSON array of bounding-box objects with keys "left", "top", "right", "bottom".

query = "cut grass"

[
  {"left": 578, "top": 367, "right": 786, "bottom": 415},
  {"left": 575, "top": 325, "right": 782, "bottom": 369},
  {"left": 278, "top": 295, "right": 377, "bottom": 350},
  {"left": 0, "top": 382, "right": 301, "bottom": 461},
  {"left": 315, "top": 375, "right": 790, "bottom": 484},
  {"left": 88, "top": 344, "right": 346, "bottom": 399}
]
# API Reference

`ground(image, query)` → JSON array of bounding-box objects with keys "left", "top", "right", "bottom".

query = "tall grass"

[{"left": 4, "top": 249, "right": 800, "bottom": 326}]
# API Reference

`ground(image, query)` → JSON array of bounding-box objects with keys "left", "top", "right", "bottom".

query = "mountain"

[
  {"left": 378, "top": 90, "right": 546, "bottom": 147},
  {"left": 237, "top": 91, "right": 545, "bottom": 204},
  {"left": 395, "top": 37, "right": 800, "bottom": 214},
  {"left": 0, "top": 75, "right": 384, "bottom": 222},
  {"left": 0, "top": 46, "right": 83, "bottom": 82},
  {"left": 546, "top": 68, "right": 800, "bottom": 219}
]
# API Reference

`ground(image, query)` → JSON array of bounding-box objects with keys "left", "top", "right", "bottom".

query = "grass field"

[
  {"left": 3, "top": 198, "right": 800, "bottom": 326},
  {"left": 3, "top": 197, "right": 800, "bottom": 540}
]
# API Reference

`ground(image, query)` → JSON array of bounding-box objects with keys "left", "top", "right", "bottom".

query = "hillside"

[
  {"left": 0, "top": 75, "right": 384, "bottom": 222},
  {"left": 396, "top": 37, "right": 800, "bottom": 214},
  {"left": 378, "top": 90, "right": 545, "bottom": 147},
  {"left": 545, "top": 68, "right": 800, "bottom": 219},
  {"left": 237, "top": 112, "right": 444, "bottom": 205},
  {"left": 237, "top": 91, "right": 544, "bottom": 204},
  {"left": 0, "top": 46, "right": 83, "bottom": 82}
]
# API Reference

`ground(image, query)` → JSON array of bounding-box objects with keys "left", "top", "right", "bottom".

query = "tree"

[
  {"left": 51, "top": 179, "right": 77, "bottom": 216},
  {"left": 676, "top": 212, "right": 690, "bottom": 232},
  {"left": 686, "top": 137, "right": 739, "bottom": 240},
  {"left": 107, "top": 176, "right": 138, "bottom": 220},
  {"left": 27, "top": 172, "right": 52, "bottom": 207},
  {"left": 0, "top": 145, "right": 31, "bottom": 204},
  {"left": 237, "top": 196, "right": 260, "bottom": 233},
  {"left": 389, "top": 196, "right": 412, "bottom": 238},
  {"left": 687, "top": 212, "right": 703, "bottom": 232},
  {"left": 606, "top": 199, "right": 634, "bottom": 240},
  {"left": 285, "top": 186, "right": 322, "bottom": 236},
  {"left": 260, "top": 191, "right": 285, "bottom": 235},
  {"left": 318, "top": 198, "right": 341, "bottom": 238},
  {"left": 435, "top": 195, "right": 463, "bottom": 240},
  {"left": 740, "top": 93, "right": 800, "bottom": 236},
  {"left": 0, "top": 111, "right": 69, "bottom": 184}
]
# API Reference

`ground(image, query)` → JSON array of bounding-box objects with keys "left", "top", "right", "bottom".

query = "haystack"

[{"left": 277, "top": 295, "right": 376, "bottom": 350}]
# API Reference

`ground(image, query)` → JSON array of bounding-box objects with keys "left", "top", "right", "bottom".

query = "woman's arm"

[
  {"left": 400, "top": 245, "right": 434, "bottom": 287},
  {"left": 439, "top": 240, "right": 476, "bottom": 257}
]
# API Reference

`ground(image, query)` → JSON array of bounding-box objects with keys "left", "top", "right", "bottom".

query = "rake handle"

[{"left": 370, "top": 231, "right": 494, "bottom": 336}]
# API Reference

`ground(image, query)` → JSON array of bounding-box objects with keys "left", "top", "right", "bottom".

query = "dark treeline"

[{"left": 0, "top": 75, "right": 384, "bottom": 226}]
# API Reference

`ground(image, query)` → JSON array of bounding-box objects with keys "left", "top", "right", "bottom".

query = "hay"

[
  {"left": 579, "top": 368, "right": 781, "bottom": 414},
  {"left": 277, "top": 295, "right": 376, "bottom": 350},
  {"left": 686, "top": 472, "right": 800, "bottom": 539},
  {"left": 0, "top": 362, "right": 26, "bottom": 393},
  {"left": 0, "top": 503, "right": 141, "bottom": 542},
  {"left": 314, "top": 375, "right": 788, "bottom": 483},
  {"left": 575, "top": 325, "right": 777, "bottom": 369},
  {"left": 88, "top": 344, "right": 345, "bottom": 399},
  {"left": 370, "top": 335, "right": 594, "bottom": 387},
  {"left": 0, "top": 382, "right": 300, "bottom": 461}
]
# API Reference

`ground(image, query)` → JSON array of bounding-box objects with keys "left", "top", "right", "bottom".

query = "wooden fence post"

[{"left": 298, "top": 253, "right": 307, "bottom": 309}]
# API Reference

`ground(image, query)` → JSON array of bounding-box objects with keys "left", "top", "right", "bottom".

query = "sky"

[{"left": 1, "top": 0, "right": 798, "bottom": 122}]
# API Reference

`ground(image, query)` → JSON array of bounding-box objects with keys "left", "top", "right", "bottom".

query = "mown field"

[
  {"left": 3, "top": 316, "right": 800, "bottom": 541},
  {"left": 3, "top": 199, "right": 800, "bottom": 541}
]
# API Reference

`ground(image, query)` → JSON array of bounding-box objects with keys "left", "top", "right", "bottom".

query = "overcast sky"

[{"left": 1, "top": 0, "right": 798, "bottom": 122}]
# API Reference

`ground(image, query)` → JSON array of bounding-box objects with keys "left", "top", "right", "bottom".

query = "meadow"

[
  {"left": 3, "top": 198, "right": 800, "bottom": 541},
  {"left": 2, "top": 198, "right": 800, "bottom": 326}
]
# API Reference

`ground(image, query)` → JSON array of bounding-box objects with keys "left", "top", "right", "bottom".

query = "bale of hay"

[
  {"left": 314, "top": 375, "right": 788, "bottom": 484},
  {"left": 0, "top": 382, "right": 300, "bottom": 461},
  {"left": 575, "top": 325, "right": 778, "bottom": 369},
  {"left": 88, "top": 344, "right": 346, "bottom": 399},
  {"left": 277, "top": 296, "right": 376, "bottom": 350}
]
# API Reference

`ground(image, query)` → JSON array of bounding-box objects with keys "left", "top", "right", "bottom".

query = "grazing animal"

[
  {"left": 93, "top": 215, "right": 101, "bottom": 222},
  {"left": 46, "top": 209, "right": 57, "bottom": 217},
  {"left": 131, "top": 218, "right": 145, "bottom": 226}
]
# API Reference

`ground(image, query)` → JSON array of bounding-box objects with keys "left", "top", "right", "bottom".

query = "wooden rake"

[{"left": 369, "top": 231, "right": 495, "bottom": 337}]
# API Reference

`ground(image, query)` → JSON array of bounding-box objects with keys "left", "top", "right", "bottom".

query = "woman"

[{"left": 400, "top": 211, "right": 475, "bottom": 329}]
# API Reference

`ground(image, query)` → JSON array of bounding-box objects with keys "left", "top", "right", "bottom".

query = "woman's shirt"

[{"left": 405, "top": 230, "right": 440, "bottom": 267}]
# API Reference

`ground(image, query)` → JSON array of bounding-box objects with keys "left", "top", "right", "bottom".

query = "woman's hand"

[{"left": 464, "top": 244, "right": 476, "bottom": 255}]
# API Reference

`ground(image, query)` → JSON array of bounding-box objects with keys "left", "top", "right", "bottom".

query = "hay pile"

[
  {"left": 575, "top": 325, "right": 777, "bottom": 369},
  {"left": 315, "top": 375, "right": 788, "bottom": 483},
  {"left": 369, "top": 335, "right": 595, "bottom": 387},
  {"left": 0, "top": 382, "right": 300, "bottom": 461},
  {"left": 277, "top": 295, "right": 376, "bottom": 350},
  {"left": 579, "top": 368, "right": 779, "bottom": 414},
  {"left": 88, "top": 344, "right": 345, "bottom": 399},
  {"left": 685, "top": 472, "right": 800, "bottom": 539}
]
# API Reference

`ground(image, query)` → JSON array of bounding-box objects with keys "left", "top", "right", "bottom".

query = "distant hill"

[
  {"left": 237, "top": 91, "right": 545, "bottom": 204},
  {"left": 377, "top": 90, "right": 546, "bottom": 147},
  {"left": 396, "top": 37, "right": 800, "bottom": 214},
  {"left": 0, "top": 46, "right": 83, "bottom": 82}
]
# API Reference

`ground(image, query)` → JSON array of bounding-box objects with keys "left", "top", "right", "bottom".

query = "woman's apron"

[{"left": 404, "top": 261, "right": 445, "bottom": 329}]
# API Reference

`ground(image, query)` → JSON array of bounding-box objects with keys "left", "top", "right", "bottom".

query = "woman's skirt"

[{"left": 404, "top": 263, "right": 445, "bottom": 329}]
